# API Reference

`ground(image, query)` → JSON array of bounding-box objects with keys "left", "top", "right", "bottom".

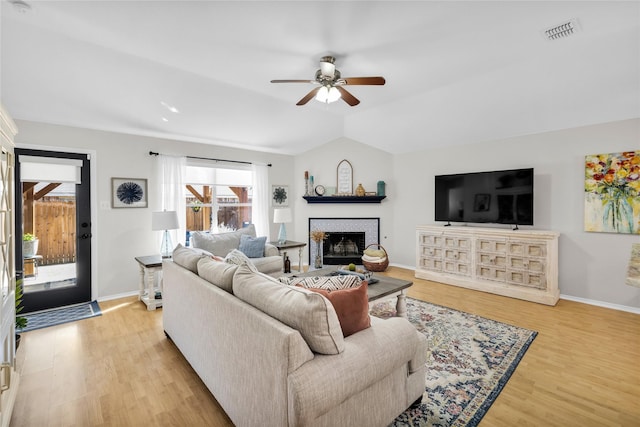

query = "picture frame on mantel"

[{"left": 336, "top": 159, "right": 353, "bottom": 195}]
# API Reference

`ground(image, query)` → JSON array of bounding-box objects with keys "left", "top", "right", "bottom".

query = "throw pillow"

[
  {"left": 233, "top": 264, "right": 345, "bottom": 355},
  {"left": 225, "top": 249, "right": 259, "bottom": 273},
  {"left": 190, "top": 224, "right": 257, "bottom": 257},
  {"left": 279, "top": 275, "right": 362, "bottom": 290},
  {"left": 306, "top": 282, "right": 371, "bottom": 337},
  {"left": 238, "top": 234, "right": 267, "bottom": 258},
  {"left": 197, "top": 257, "right": 238, "bottom": 293}
]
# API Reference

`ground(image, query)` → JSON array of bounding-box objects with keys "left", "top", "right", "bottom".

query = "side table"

[
  {"left": 268, "top": 240, "right": 307, "bottom": 273},
  {"left": 135, "top": 255, "right": 163, "bottom": 311}
]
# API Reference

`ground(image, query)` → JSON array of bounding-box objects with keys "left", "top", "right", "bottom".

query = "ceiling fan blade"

[
  {"left": 296, "top": 88, "right": 321, "bottom": 105},
  {"left": 335, "top": 86, "right": 360, "bottom": 106},
  {"left": 271, "top": 79, "right": 316, "bottom": 84},
  {"left": 341, "top": 76, "right": 386, "bottom": 85}
]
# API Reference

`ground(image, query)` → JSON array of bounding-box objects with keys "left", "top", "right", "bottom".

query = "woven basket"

[{"left": 362, "top": 244, "right": 389, "bottom": 272}]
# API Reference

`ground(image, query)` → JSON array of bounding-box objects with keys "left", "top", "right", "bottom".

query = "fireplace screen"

[
  {"left": 323, "top": 232, "right": 366, "bottom": 265},
  {"left": 308, "top": 218, "right": 380, "bottom": 267}
]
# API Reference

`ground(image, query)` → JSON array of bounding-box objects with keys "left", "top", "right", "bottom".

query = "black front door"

[{"left": 15, "top": 148, "right": 92, "bottom": 313}]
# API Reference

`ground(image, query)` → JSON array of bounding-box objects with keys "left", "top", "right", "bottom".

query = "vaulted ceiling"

[{"left": 2, "top": 1, "right": 639, "bottom": 155}]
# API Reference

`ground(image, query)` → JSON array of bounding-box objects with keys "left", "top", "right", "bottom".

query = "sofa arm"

[
  {"left": 265, "top": 243, "right": 280, "bottom": 257},
  {"left": 288, "top": 317, "right": 426, "bottom": 425}
]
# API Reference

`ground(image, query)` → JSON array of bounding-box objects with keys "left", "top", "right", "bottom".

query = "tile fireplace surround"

[{"left": 308, "top": 218, "right": 380, "bottom": 266}]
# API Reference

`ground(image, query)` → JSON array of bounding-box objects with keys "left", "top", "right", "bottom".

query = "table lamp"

[
  {"left": 273, "top": 208, "right": 292, "bottom": 244},
  {"left": 152, "top": 210, "right": 179, "bottom": 258}
]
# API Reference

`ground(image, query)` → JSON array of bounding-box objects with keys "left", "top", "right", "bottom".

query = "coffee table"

[{"left": 290, "top": 266, "right": 413, "bottom": 318}]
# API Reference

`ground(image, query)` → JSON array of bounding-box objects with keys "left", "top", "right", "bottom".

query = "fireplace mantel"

[{"left": 303, "top": 196, "right": 386, "bottom": 204}]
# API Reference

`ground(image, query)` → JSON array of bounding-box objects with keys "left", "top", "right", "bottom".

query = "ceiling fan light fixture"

[
  {"left": 319, "top": 61, "right": 335, "bottom": 78},
  {"left": 315, "top": 86, "right": 341, "bottom": 104}
]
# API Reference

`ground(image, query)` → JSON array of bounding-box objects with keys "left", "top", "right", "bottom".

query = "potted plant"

[
  {"left": 23, "top": 233, "right": 38, "bottom": 257},
  {"left": 15, "top": 273, "right": 27, "bottom": 348}
]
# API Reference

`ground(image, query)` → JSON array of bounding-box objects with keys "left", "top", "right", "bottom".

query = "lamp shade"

[
  {"left": 273, "top": 208, "right": 292, "bottom": 224},
  {"left": 152, "top": 210, "right": 179, "bottom": 231}
]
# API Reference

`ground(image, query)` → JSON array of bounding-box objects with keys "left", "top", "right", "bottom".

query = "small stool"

[{"left": 24, "top": 255, "right": 43, "bottom": 278}]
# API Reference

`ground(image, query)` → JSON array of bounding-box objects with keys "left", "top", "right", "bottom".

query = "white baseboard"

[
  {"left": 390, "top": 264, "right": 640, "bottom": 314},
  {"left": 559, "top": 294, "right": 640, "bottom": 315},
  {"left": 97, "top": 290, "right": 139, "bottom": 302}
]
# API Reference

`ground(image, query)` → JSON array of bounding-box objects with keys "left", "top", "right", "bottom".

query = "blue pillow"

[{"left": 238, "top": 235, "right": 267, "bottom": 258}]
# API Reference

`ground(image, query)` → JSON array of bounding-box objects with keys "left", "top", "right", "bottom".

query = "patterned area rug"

[
  {"left": 370, "top": 297, "right": 537, "bottom": 427},
  {"left": 18, "top": 301, "right": 102, "bottom": 333}
]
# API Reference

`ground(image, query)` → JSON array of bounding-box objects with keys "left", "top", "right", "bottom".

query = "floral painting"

[{"left": 584, "top": 151, "right": 640, "bottom": 234}]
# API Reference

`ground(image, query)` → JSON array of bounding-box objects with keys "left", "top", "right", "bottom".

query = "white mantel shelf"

[{"left": 415, "top": 225, "right": 560, "bottom": 306}]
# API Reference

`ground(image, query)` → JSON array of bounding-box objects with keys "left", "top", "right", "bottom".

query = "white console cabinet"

[{"left": 416, "top": 225, "right": 559, "bottom": 305}]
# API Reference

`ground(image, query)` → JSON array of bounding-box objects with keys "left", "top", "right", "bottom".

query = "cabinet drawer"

[
  {"left": 444, "top": 261, "right": 471, "bottom": 276},
  {"left": 477, "top": 266, "right": 506, "bottom": 282},
  {"left": 508, "top": 257, "right": 546, "bottom": 272},
  {"left": 444, "top": 237, "right": 471, "bottom": 249},
  {"left": 420, "top": 246, "right": 443, "bottom": 258},
  {"left": 507, "top": 270, "right": 547, "bottom": 289},
  {"left": 419, "top": 233, "right": 444, "bottom": 246},
  {"left": 444, "top": 249, "right": 469, "bottom": 263},
  {"left": 508, "top": 241, "right": 547, "bottom": 257},
  {"left": 476, "top": 238, "right": 507, "bottom": 253},
  {"left": 477, "top": 253, "right": 507, "bottom": 267},
  {"left": 420, "top": 257, "right": 443, "bottom": 271}
]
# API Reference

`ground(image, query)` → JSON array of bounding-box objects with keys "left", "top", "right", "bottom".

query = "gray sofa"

[
  {"left": 190, "top": 224, "right": 283, "bottom": 275},
  {"left": 163, "top": 246, "right": 427, "bottom": 427}
]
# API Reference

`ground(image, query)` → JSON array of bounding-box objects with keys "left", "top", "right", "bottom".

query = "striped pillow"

[{"left": 279, "top": 275, "right": 362, "bottom": 290}]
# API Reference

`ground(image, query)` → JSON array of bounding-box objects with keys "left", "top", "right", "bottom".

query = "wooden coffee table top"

[{"left": 291, "top": 266, "right": 413, "bottom": 302}]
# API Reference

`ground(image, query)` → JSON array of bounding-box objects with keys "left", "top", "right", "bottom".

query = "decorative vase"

[
  {"left": 314, "top": 241, "right": 323, "bottom": 269},
  {"left": 377, "top": 181, "right": 386, "bottom": 196},
  {"left": 355, "top": 183, "right": 365, "bottom": 196},
  {"left": 603, "top": 196, "right": 634, "bottom": 233}
]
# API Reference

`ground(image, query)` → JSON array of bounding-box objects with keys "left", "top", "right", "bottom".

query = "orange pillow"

[{"left": 306, "top": 282, "right": 371, "bottom": 337}]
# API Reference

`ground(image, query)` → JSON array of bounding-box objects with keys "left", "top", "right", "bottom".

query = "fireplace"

[{"left": 308, "top": 218, "right": 380, "bottom": 266}]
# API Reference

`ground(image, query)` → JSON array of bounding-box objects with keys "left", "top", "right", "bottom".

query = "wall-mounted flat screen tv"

[{"left": 434, "top": 168, "right": 534, "bottom": 226}]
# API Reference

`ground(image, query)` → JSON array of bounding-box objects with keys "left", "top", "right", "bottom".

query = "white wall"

[
  {"left": 14, "top": 120, "right": 293, "bottom": 300},
  {"left": 293, "top": 138, "right": 395, "bottom": 265},
  {"left": 392, "top": 118, "right": 640, "bottom": 309}
]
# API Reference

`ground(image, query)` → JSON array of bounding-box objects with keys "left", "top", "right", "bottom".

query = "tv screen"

[{"left": 434, "top": 168, "right": 534, "bottom": 226}]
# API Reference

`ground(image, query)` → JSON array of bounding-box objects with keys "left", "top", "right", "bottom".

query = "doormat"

[
  {"left": 18, "top": 301, "right": 102, "bottom": 333},
  {"left": 370, "top": 297, "right": 537, "bottom": 427}
]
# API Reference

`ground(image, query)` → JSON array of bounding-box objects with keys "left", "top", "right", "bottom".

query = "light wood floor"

[{"left": 10, "top": 267, "right": 640, "bottom": 427}]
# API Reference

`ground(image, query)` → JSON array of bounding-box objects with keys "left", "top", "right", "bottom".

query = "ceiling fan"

[{"left": 271, "top": 56, "right": 386, "bottom": 106}]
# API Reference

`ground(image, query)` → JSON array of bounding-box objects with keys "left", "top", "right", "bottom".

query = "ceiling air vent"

[{"left": 544, "top": 19, "right": 579, "bottom": 41}]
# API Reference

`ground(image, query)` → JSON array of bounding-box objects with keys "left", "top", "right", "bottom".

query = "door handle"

[{"left": 80, "top": 233, "right": 92, "bottom": 239}]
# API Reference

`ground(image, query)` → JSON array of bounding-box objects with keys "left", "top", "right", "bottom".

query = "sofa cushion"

[
  {"left": 172, "top": 244, "right": 207, "bottom": 273},
  {"left": 306, "top": 282, "right": 371, "bottom": 337},
  {"left": 191, "top": 224, "right": 257, "bottom": 257},
  {"left": 197, "top": 257, "right": 238, "bottom": 293},
  {"left": 279, "top": 275, "right": 362, "bottom": 290},
  {"left": 239, "top": 234, "right": 267, "bottom": 258},
  {"left": 233, "top": 264, "right": 345, "bottom": 355}
]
